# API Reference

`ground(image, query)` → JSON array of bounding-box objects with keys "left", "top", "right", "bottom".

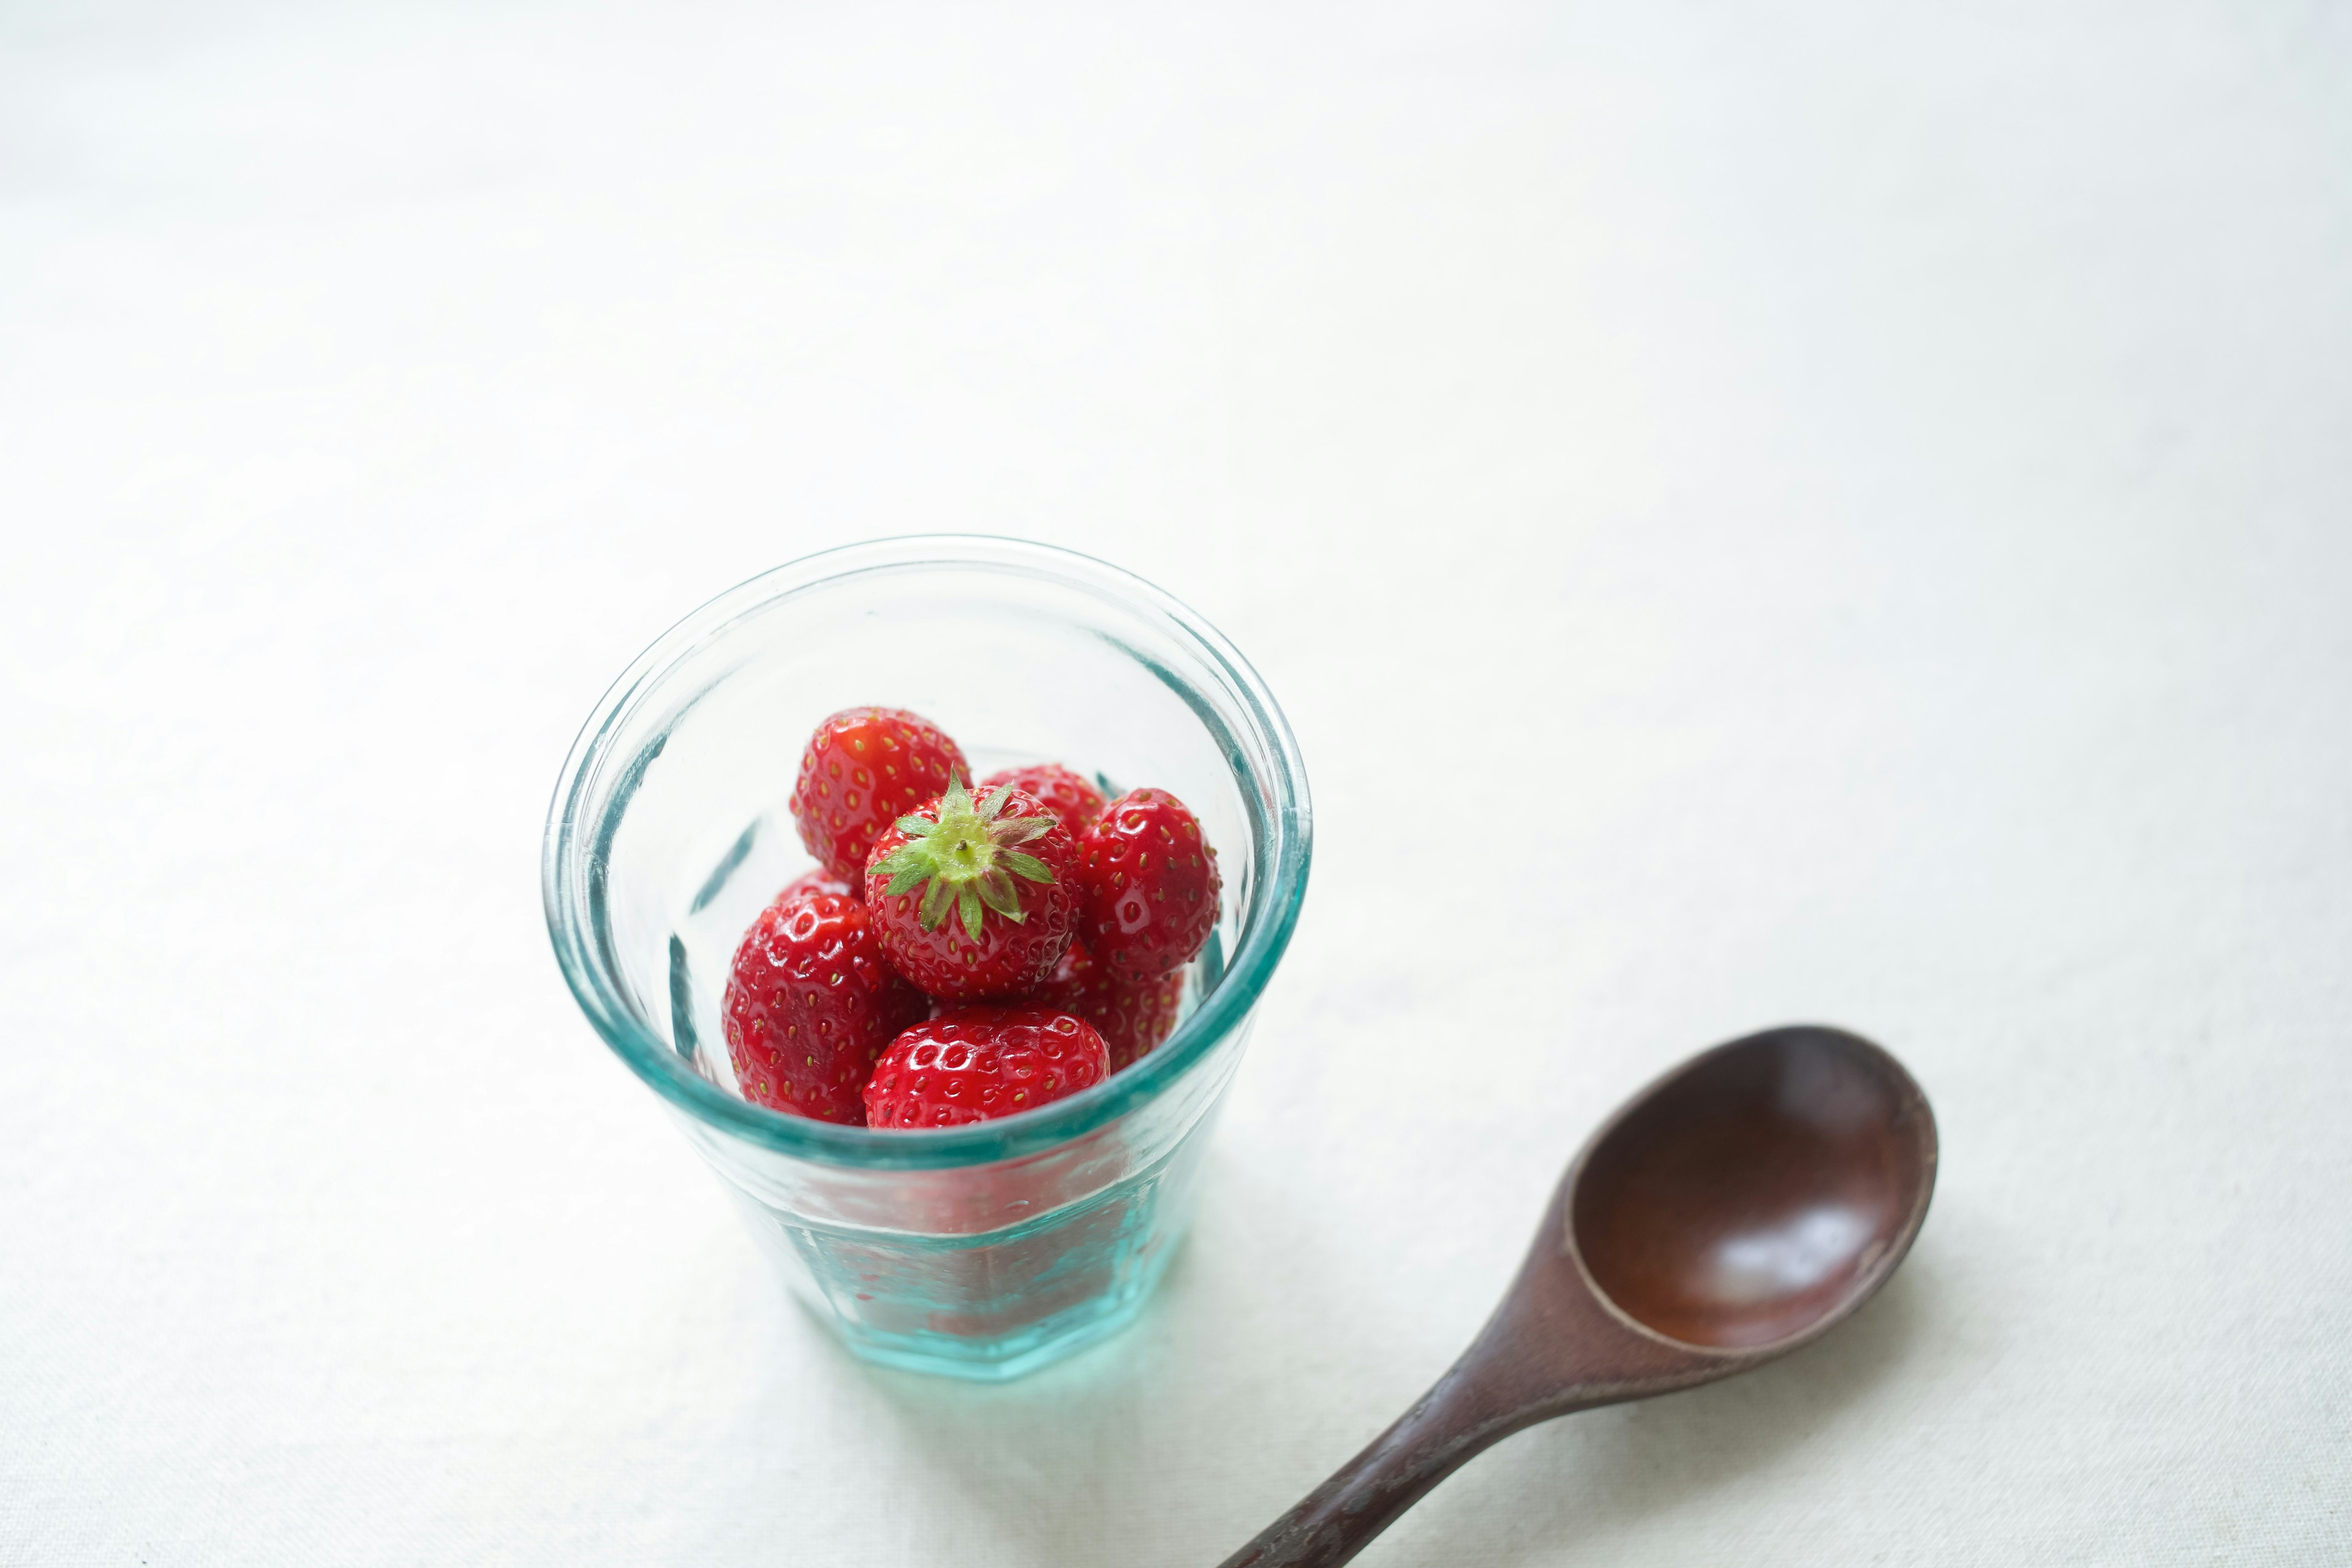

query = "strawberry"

[
  {"left": 778, "top": 867, "right": 853, "bottom": 902},
  {"left": 722, "top": 888, "right": 928, "bottom": 1123},
  {"left": 864, "top": 777, "right": 1081, "bottom": 1000},
  {"left": 1074, "top": 787, "right": 1220, "bottom": 979},
  {"left": 790, "top": 707, "right": 969, "bottom": 885},
  {"left": 1028, "top": 942, "right": 1185, "bottom": 1074},
  {"left": 863, "top": 1007, "right": 1109, "bottom": 1129},
  {"left": 979, "top": 763, "right": 1107, "bottom": 837}
]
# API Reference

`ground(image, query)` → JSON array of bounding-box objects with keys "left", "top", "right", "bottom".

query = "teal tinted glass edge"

[{"left": 540, "top": 535, "right": 1313, "bottom": 1173}]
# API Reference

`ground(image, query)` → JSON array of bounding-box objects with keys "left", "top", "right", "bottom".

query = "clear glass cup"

[{"left": 541, "top": 537, "right": 1312, "bottom": 1380}]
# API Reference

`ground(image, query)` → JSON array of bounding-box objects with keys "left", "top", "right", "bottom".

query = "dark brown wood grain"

[{"left": 1216, "top": 1025, "right": 1937, "bottom": 1568}]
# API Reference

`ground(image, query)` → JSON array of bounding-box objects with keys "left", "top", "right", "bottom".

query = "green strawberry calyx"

[{"left": 872, "top": 777, "right": 1058, "bottom": 940}]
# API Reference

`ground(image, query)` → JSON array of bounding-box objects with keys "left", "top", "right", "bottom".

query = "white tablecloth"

[{"left": 5, "top": 3, "right": 2348, "bottom": 1562}]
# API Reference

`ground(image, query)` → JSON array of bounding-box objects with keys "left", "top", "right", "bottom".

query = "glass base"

[
  {"left": 824, "top": 1243, "right": 1178, "bottom": 1381},
  {"left": 726, "top": 1158, "right": 1204, "bottom": 1381}
]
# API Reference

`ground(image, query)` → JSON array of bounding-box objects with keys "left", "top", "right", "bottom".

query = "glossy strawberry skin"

[
  {"left": 778, "top": 867, "right": 853, "bottom": 903},
  {"left": 790, "top": 707, "right": 969, "bottom": 885},
  {"left": 722, "top": 889, "right": 928, "bottom": 1124},
  {"left": 1074, "top": 788, "right": 1221, "bottom": 979},
  {"left": 979, "top": 763, "right": 1107, "bottom": 837},
  {"left": 1028, "top": 942, "right": 1185, "bottom": 1074},
  {"left": 864, "top": 786, "right": 1080, "bottom": 1001},
  {"left": 863, "top": 1008, "right": 1109, "bottom": 1129}
]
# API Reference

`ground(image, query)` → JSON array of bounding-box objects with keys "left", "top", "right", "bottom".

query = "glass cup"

[{"left": 541, "top": 537, "right": 1312, "bottom": 1379}]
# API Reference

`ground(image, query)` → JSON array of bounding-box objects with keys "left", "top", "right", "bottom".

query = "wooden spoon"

[{"left": 1218, "top": 1024, "right": 1937, "bottom": 1568}]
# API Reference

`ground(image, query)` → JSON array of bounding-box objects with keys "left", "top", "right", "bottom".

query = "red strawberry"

[
  {"left": 790, "top": 707, "right": 968, "bottom": 884},
  {"left": 864, "top": 777, "right": 1080, "bottom": 1000},
  {"left": 979, "top": 763, "right": 1107, "bottom": 837},
  {"left": 1028, "top": 942, "right": 1185, "bottom": 1074},
  {"left": 1074, "top": 788, "right": 1220, "bottom": 979},
  {"left": 778, "top": 867, "right": 853, "bottom": 902},
  {"left": 722, "top": 888, "right": 927, "bottom": 1123},
  {"left": 863, "top": 1007, "right": 1109, "bottom": 1129}
]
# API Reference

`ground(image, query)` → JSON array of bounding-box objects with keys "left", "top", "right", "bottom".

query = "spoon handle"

[{"left": 1215, "top": 1355, "right": 1554, "bottom": 1568}]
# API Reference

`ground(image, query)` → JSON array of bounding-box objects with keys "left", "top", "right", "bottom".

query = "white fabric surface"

[{"left": 4, "top": 2, "right": 2348, "bottom": 1562}]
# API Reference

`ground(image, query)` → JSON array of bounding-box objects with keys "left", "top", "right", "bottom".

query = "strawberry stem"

[{"left": 872, "top": 777, "right": 1059, "bottom": 939}]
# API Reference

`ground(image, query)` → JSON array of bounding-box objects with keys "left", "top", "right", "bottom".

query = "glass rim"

[{"left": 540, "top": 535, "right": 1314, "bottom": 1170}]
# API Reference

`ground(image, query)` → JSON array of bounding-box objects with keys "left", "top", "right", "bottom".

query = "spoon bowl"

[
  {"left": 1572, "top": 1025, "right": 1934, "bottom": 1350},
  {"left": 1221, "top": 1025, "right": 1936, "bottom": 1568}
]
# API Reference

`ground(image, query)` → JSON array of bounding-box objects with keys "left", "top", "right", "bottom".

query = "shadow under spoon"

[{"left": 1218, "top": 1023, "right": 1939, "bottom": 1568}]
